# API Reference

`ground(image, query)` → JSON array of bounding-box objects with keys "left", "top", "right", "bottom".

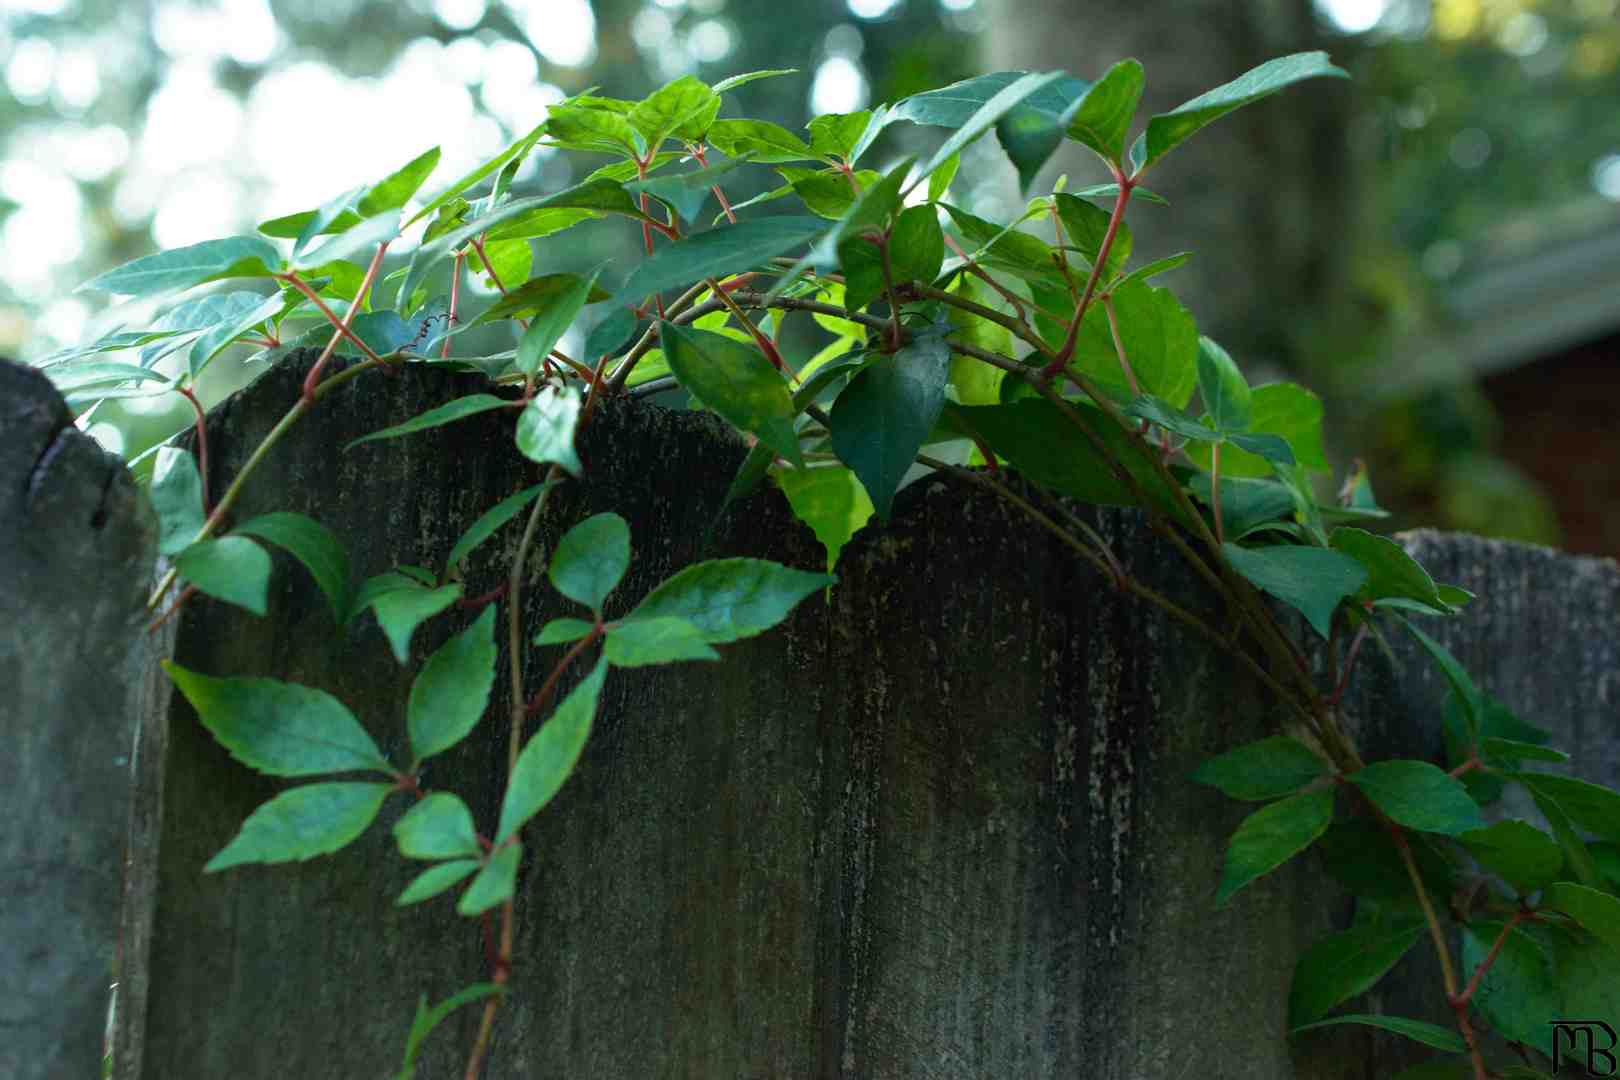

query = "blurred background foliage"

[{"left": 3, "top": 0, "right": 1617, "bottom": 556}]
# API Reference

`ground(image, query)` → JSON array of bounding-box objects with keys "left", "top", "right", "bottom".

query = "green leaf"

[
  {"left": 829, "top": 331, "right": 952, "bottom": 521},
  {"left": 1461, "top": 821, "right": 1566, "bottom": 894},
  {"left": 546, "top": 103, "right": 640, "bottom": 154},
  {"left": 1222, "top": 542, "right": 1367, "bottom": 639},
  {"left": 917, "top": 70, "right": 1069, "bottom": 185},
  {"left": 1185, "top": 474, "right": 1296, "bottom": 540},
  {"left": 44, "top": 361, "right": 171, "bottom": 398},
  {"left": 1347, "top": 760, "right": 1485, "bottom": 836},
  {"left": 1459, "top": 921, "right": 1563, "bottom": 1053},
  {"left": 1109, "top": 252, "right": 1192, "bottom": 291},
  {"left": 1215, "top": 786, "right": 1334, "bottom": 907},
  {"left": 163, "top": 661, "right": 393, "bottom": 776},
  {"left": 1069, "top": 280, "right": 1199, "bottom": 408},
  {"left": 892, "top": 71, "right": 1090, "bottom": 191},
  {"left": 1593, "top": 843, "right": 1620, "bottom": 890},
  {"left": 705, "top": 118, "right": 818, "bottom": 163},
  {"left": 407, "top": 607, "right": 497, "bottom": 764},
  {"left": 370, "top": 583, "right": 463, "bottom": 664},
  {"left": 232, "top": 511, "right": 350, "bottom": 623},
  {"left": 1053, "top": 192, "right": 1131, "bottom": 278},
  {"left": 346, "top": 394, "right": 513, "bottom": 451},
  {"left": 481, "top": 207, "right": 597, "bottom": 244},
  {"left": 1127, "top": 395, "right": 1220, "bottom": 442},
  {"left": 603, "top": 616, "right": 719, "bottom": 667},
  {"left": 616, "top": 216, "right": 826, "bottom": 305},
  {"left": 516, "top": 271, "right": 600, "bottom": 378},
  {"left": 1195, "top": 336, "right": 1251, "bottom": 433},
  {"left": 1398, "top": 618, "right": 1483, "bottom": 743},
  {"left": 292, "top": 184, "right": 364, "bottom": 261},
  {"left": 1516, "top": 775, "right": 1620, "bottom": 843},
  {"left": 446, "top": 481, "right": 558, "bottom": 573},
  {"left": 457, "top": 842, "right": 522, "bottom": 917},
  {"left": 940, "top": 203, "right": 1065, "bottom": 287},
  {"left": 515, "top": 385, "right": 584, "bottom": 477},
  {"left": 1226, "top": 431, "right": 1296, "bottom": 467},
  {"left": 1528, "top": 786, "right": 1603, "bottom": 890},
  {"left": 1287, "top": 921, "right": 1426, "bottom": 1027},
  {"left": 1185, "top": 382, "right": 1328, "bottom": 478},
  {"left": 150, "top": 446, "right": 206, "bottom": 556},
  {"left": 775, "top": 464, "right": 874, "bottom": 573},
  {"left": 393, "top": 793, "right": 481, "bottom": 860},
  {"left": 468, "top": 237, "right": 531, "bottom": 292},
  {"left": 625, "top": 158, "right": 742, "bottom": 226},
  {"left": 398, "top": 983, "right": 504, "bottom": 1068},
  {"left": 1063, "top": 58, "right": 1144, "bottom": 165},
  {"left": 473, "top": 273, "right": 611, "bottom": 328},
  {"left": 496, "top": 657, "right": 608, "bottom": 844},
  {"left": 396, "top": 859, "right": 480, "bottom": 906},
  {"left": 360, "top": 145, "right": 441, "bottom": 216},
  {"left": 1190, "top": 736, "right": 1328, "bottom": 801},
  {"left": 1481, "top": 738, "right": 1567, "bottom": 766},
  {"left": 928, "top": 151, "right": 960, "bottom": 202},
  {"left": 772, "top": 167, "right": 869, "bottom": 220},
  {"left": 412, "top": 124, "right": 546, "bottom": 227},
  {"left": 629, "top": 75, "right": 720, "bottom": 146},
  {"left": 659, "top": 322, "right": 802, "bottom": 468},
  {"left": 1543, "top": 883, "right": 1620, "bottom": 952},
  {"left": 807, "top": 110, "right": 874, "bottom": 160},
  {"left": 78, "top": 235, "right": 282, "bottom": 298},
  {"left": 549, "top": 513, "right": 631, "bottom": 612},
  {"left": 584, "top": 307, "right": 641, "bottom": 362},
  {"left": 624, "top": 558, "right": 833, "bottom": 643},
  {"left": 535, "top": 617, "right": 596, "bottom": 646},
  {"left": 1331, "top": 528, "right": 1453, "bottom": 615},
  {"left": 1318, "top": 822, "right": 1457, "bottom": 912},
  {"left": 1134, "top": 52, "right": 1349, "bottom": 173},
  {"left": 887, "top": 203, "right": 946, "bottom": 288},
  {"left": 712, "top": 69, "right": 797, "bottom": 94},
  {"left": 1290, "top": 1014, "right": 1465, "bottom": 1053},
  {"left": 176, "top": 536, "right": 273, "bottom": 616},
  {"left": 292, "top": 212, "right": 400, "bottom": 273},
  {"left": 206, "top": 781, "right": 392, "bottom": 871},
  {"left": 187, "top": 291, "right": 286, "bottom": 378}
]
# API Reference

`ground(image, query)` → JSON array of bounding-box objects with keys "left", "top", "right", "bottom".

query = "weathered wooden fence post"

[{"left": 1, "top": 359, "right": 158, "bottom": 1080}]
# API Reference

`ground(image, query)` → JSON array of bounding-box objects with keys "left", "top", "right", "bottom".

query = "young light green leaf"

[
  {"left": 1347, "top": 760, "right": 1485, "bottom": 836},
  {"left": 346, "top": 394, "right": 514, "bottom": 451},
  {"left": 1215, "top": 786, "right": 1334, "bottom": 907},
  {"left": 370, "top": 583, "right": 463, "bottom": 664},
  {"left": 1134, "top": 52, "right": 1349, "bottom": 173},
  {"left": 624, "top": 558, "right": 833, "bottom": 643},
  {"left": 396, "top": 859, "right": 480, "bottom": 907},
  {"left": 1190, "top": 736, "right": 1328, "bottom": 801},
  {"left": 1290, "top": 1014, "right": 1465, "bottom": 1053},
  {"left": 1330, "top": 528, "right": 1453, "bottom": 614},
  {"left": 232, "top": 511, "right": 350, "bottom": 623},
  {"left": 469, "top": 236, "right": 532, "bottom": 292},
  {"left": 629, "top": 74, "right": 720, "bottom": 146},
  {"left": 515, "top": 384, "right": 584, "bottom": 476},
  {"left": 359, "top": 145, "right": 441, "bottom": 216},
  {"left": 807, "top": 110, "right": 874, "bottom": 160},
  {"left": 705, "top": 118, "right": 819, "bottom": 163},
  {"left": 829, "top": 332, "right": 952, "bottom": 521},
  {"left": 1286, "top": 922, "right": 1427, "bottom": 1027},
  {"left": 457, "top": 842, "right": 523, "bottom": 917},
  {"left": 549, "top": 512, "right": 631, "bottom": 612},
  {"left": 1068, "top": 279, "right": 1199, "bottom": 407},
  {"left": 516, "top": 271, "right": 600, "bottom": 377},
  {"left": 496, "top": 657, "right": 609, "bottom": 844},
  {"left": 659, "top": 322, "right": 802, "bottom": 467},
  {"left": 535, "top": 617, "right": 596, "bottom": 646},
  {"left": 176, "top": 536, "right": 273, "bottom": 616},
  {"left": 928, "top": 151, "right": 960, "bottom": 202},
  {"left": 603, "top": 616, "right": 719, "bottom": 667},
  {"left": 1196, "top": 336, "right": 1251, "bottom": 433},
  {"left": 408, "top": 607, "right": 497, "bottom": 763},
  {"left": 1063, "top": 58, "right": 1145, "bottom": 165},
  {"left": 163, "top": 662, "right": 394, "bottom": 776},
  {"left": 393, "top": 792, "right": 481, "bottom": 861},
  {"left": 78, "top": 235, "right": 282, "bottom": 298},
  {"left": 150, "top": 446, "right": 206, "bottom": 555},
  {"left": 545, "top": 104, "right": 640, "bottom": 154},
  {"left": 1186, "top": 382, "right": 1328, "bottom": 477},
  {"left": 1222, "top": 542, "right": 1367, "bottom": 639},
  {"left": 1461, "top": 821, "right": 1566, "bottom": 895},
  {"left": 616, "top": 216, "right": 826, "bottom": 304},
  {"left": 206, "top": 781, "right": 393, "bottom": 872},
  {"left": 775, "top": 463, "right": 874, "bottom": 573},
  {"left": 712, "top": 68, "right": 797, "bottom": 94},
  {"left": 446, "top": 481, "right": 559, "bottom": 572}
]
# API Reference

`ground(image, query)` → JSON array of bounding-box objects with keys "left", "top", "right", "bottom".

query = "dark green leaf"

[
  {"left": 660, "top": 322, "right": 802, "bottom": 467},
  {"left": 1216, "top": 786, "right": 1334, "bottom": 907},
  {"left": 534, "top": 618, "right": 596, "bottom": 646},
  {"left": 515, "top": 385, "right": 584, "bottom": 477},
  {"left": 396, "top": 859, "right": 480, "bottom": 906},
  {"left": 407, "top": 607, "right": 497, "bottom": 763},
  {"left": 1347, "top": 760, "right": 1485, "bottom": 836},
  {"left": 1398, "top": 617, "right": 1483, "bottom": 743},
  {"left": 370, "top": 583, "right": 463, "bottom": 664},
  {"left": 616, "top": 216, "right": 825, "bottom": 304},
  {"left": 604, "top": 616, "right": 719, "bottom": 667},
  {"left": 1461, "top": 821, "right": 1565, "bottom": 894},
  {"left": 1287, "top": 921, "right": 1426, "bottom": 1027},
  {"left": 1127, "top": 394, "right": 1220, "bottom": 442},
  {"left": 625, "top": 158, "right": 741, "bottom": 226},
  {"left": 584, "top": 307, "right": 641, "bottom": 361},
  {"left": 1134, "top": 52, "right": 1349, "bottom": 173},
  {"left": 232, "top": 511, "right": 350, "bottom": 623},
  {"left": 1480, "top": 738, "right": 1567, "bottom": 766},
  {"left": 1186, "top": 474, "right": 1296, "bottom": 539},
  {"left": 206, "top": 781, "right": 392, "bottom": 871},
  {"left": 1190, "top": 736, "right": 1328, "bottom": 801},
  {"left": 940, "top": 203, "right": 1066, "bottom": 287},
  {"left": 346, "top": 394, "right": 513, "bottom": 451},
  {"left": 1542, "top": 882, "right": 1620, "bottom": 953},
  {"left": 829, "top": 332, "right": 952, "bottom": 520},
  {"left": 892, "top": 71, "right": 1089, "bottom": 191},
  {"left": 625, "top": 558, "right": 833, "bottom": 643},
  {"left": 1331, "top": 528, "right": 1453, "bottom": 614},
  {"left": 1053, "top": 192, "right": 1131, "bottom": 277},
  {"left": 78, "top": 236, "right": 282, "bottom": 298},
  {"left": 1460, "top": 921, "right": 1562, "bottom": 1053},
  {"left": 549, "top": 513, "right": 631, "bottom": 612},
  {"left": 888, "top": 204, "right": 946, "bottom": 288},
  {"left": 1593, "top": 843, "right": 1620, "bottom": 890},
  {"left": 1063, "top": 58, "right": 1145, "bottom": 165},
  {"left": 515, "top": 271, "right": 600, "bottom": 377},
  {"left": 1528, "top": 786, "right": 1603, "bottom": 889},
  {"left": 176, "top": 536, "right": 272, "bottom": 616},
  {"left": 446, "top": 481, "right": 558, "bottom": 572},
  {"left": 1196, "top": 336, "right": 1251, "bottom": 433},
  {"left": 1222, "top": 542, "right": 1367, "bottom": 639},
  {"left": 1317, "top": 822, "right": 1456, "bottom": 912},
  {"left": 1226, "top": 432, "right": 1295, "bottom": 466},
  {"left": 1517, "top": 775, "right": 1620, "bottom": 843},
  {"left": 1186, "top": 382, "right": 1328, "bottom": 478},
  {"left": 917, "top": 71, "right": 1069, "bottom": 184},
  {"left": 393, "top": 792, "right": 481, "bottom": 860},
  {"left": 457, "top": 842, "right": 522, "bottom": 917},
  {"left": 150, "top": 446, "right": 206, "bottom": 556},
  {"left": 496, "top": 657, "right": 608, "bottom": 844},
  {"left": 1290, "top": 1014, "right": 1464, "bottom": 1053}
]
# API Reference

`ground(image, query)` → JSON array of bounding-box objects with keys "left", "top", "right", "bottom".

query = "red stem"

[
  {"left": 298, "top": 241, "right": 390, "bottom": 399},
  {"left": 524, "top": 625, "right": 603, "bottom": 721},
  {"left": 1044, "top": 171, "right": 1133, "bottom": 377},
  {"left": 176, "top": 385, "right": 211, "bottom": 514}
]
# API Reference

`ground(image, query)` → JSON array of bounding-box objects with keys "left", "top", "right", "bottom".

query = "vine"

[{"left": 44, "top": 55, "right": 1620, "bottom": 1079}]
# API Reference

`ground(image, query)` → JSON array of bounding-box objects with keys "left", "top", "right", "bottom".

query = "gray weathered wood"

[
  {"left": 1, "top": 358, "right": 157, "bottom": 1080},
  {"left": 116, "top": 351, "right": 1617, "bottom": 1078}
]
